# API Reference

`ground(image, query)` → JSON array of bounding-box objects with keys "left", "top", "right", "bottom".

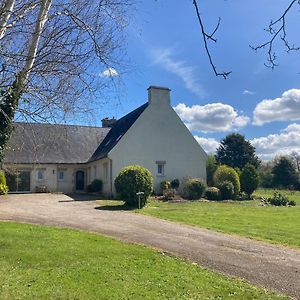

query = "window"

[
  {"left": 103, "top": 162, "right": 108, "bottom": 183},
  {"left": 58, "top": 170, "right": 64, "bottom": 181},
  {"left": 156, "top": 161, "right": 166, "bottom": 176},
  {"left": 36, "top": 170, "right": 44, "bottom": 182}
]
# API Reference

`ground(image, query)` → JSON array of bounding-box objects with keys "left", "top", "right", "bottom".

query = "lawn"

[
  {"left": 130, "top": 188, "right": 300, "bottom": 249},
  {"left": 0, "top": 222, "right": 285, "bottom": 300}
]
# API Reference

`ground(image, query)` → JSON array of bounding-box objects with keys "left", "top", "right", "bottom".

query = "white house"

[{"left": 4, "top": 86, "right": 207, "bottom": 194}]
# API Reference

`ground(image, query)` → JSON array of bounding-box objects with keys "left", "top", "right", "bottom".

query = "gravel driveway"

[{"left": 0, "top": 193, "right": 299, "bottom": 299}]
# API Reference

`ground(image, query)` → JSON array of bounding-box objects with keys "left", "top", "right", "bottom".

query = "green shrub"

[
  {"left": 0, "top": 183, "right": 8, "bottom": 195},
  {"left": 218, "top": 181, "right": 234, "bottom": 200},
  {"left": 170, "top": 178, "right": 180, "bottom": 189},
  {"left": 115, "top": 165, "right": 153, "bottom": 208},
  {"left": 240, "top": 164, "right": 259, "bottom": 199},
  {"left": 205, "top": 187, "right": 221, "bottom": 201},
  {"left": 160, "top": 180, "right": 171, "bottom": 192},
  {"left": 162, "top": 188, "right": 175, "bottom": 200},
  {"left": 267, "top": 192, "right": 296, "bottom": 206},
  {"left": 87, "top": 179, "right": 103, "bottom": 193},
  {"left": 35, "top": 185, "right": 50, "bottom": 193},
  {"left": 185, "top": 178, "right": 206, "bottom": 200},
  {"left": 0, "top": 171, "right": 8, "bottom": 195},
  {"left": 213, "top": 165, "right": 240, "bottom": 198}
]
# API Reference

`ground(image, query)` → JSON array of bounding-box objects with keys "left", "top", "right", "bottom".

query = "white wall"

[
  {"left": 109, "top": 86, "right": 207, "bottom": 193},
  {"left": 86, "top": 158, "right": 112, "bottom": 194}
]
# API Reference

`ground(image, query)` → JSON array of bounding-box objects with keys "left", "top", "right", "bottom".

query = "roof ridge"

[{"left": 14, "top": 121, "right": 105, "bottom": 129}]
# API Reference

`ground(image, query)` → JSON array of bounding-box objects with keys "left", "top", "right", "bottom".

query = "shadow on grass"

[{"left": 94, "top": 203, "right": 135, "bottom": 211}]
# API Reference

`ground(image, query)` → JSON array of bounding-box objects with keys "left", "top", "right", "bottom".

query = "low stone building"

[{"left": 4, "top": 86, "right": 207, "bottom": 194}]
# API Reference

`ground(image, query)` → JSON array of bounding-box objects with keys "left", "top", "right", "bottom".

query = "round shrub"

[
  {"left": 88, "top": 179, "right": 103, "bottom": 192},
  {"left": 0, "top": 171, "right": 8, "bottom": 195},
  {"left": 115, "top": 165, "right": 153, "bottom": 208},
  {"left": 170, "top": 178, "right": 180, "bottom": 189},
  {"left": 205, "top": 187, "right": 221, "bottom": 201},
  {"left": 240, "top": 164, "right": 259, "bottom": 199},
  {"left": 218, "top": 181, "right": 234, "bottom": 200},
  {"left": 185, "top": 178, "right": 206, "bottom": 200},
  {"left": 160, "top": 180, "right": 171, "bottom": 192},
  {"left": 213, "top": 165, "right": 240, "bottom": 197}
]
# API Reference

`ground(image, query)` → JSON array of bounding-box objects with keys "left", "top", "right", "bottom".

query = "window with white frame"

[
  {"left": 36, "top": 170, "right": 45, "bottom": 182},
  {"left": 156, "top": 161, "right": 166, "bottom": 176},
  {"left": 58, "top": 170, "right": 65, "bottom": 181}
]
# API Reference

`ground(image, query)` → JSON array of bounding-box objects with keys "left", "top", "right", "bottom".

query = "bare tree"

[
  {"left": 0, "top": 0, "right": 132, "bottom": 164},
  {"left": 192, "top": 0, "right": 300, "bottom": 76}
]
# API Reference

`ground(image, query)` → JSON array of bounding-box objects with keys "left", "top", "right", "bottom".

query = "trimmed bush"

[
  {"left": 160, "top": 180, "right": 171, "bottom": 192},
  {"left": 267, "top": 192, "right": 296, "bottom": 206},
  {"left": 205, "top": 187, "right": 221, "bottom": 201},
  {"left": 170, "top": 178, "right": 180, "bottom": 189},
  {"left": 0, "top": 171, "right": 8, "bottom": 195},
  {"left": 87, "top": 179, "right": 103, "bottom": 193},
  {"left": 218, "top": 181, "right": 234, "bottom": 200},
  {"left": 240, "top": 164, "right": 259, "bottom": 199},
  {"left": 115, "top": 165, "right": 153, "bottom": 208},
  {"left": 185, "top": 178, "right": 206, "bottom": 200},
  {"left": 213, "top": 165, "right": 240, "bottom": 198}
]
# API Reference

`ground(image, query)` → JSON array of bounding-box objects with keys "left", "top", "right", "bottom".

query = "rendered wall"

[{"left": 109, "top": 86, "right": 207, "bottom": 194}]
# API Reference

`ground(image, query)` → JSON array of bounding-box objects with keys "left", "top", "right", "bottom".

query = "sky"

[{"left": 99, "top": 0, "right": 300, "bottom": 160}]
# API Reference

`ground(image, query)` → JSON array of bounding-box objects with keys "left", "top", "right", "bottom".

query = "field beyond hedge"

[
  {"left": 136, "top": 189, "right": 300, "bottom": 249},
  {"left": 0, "top": 222, "right": 285, "bottom": 299}
]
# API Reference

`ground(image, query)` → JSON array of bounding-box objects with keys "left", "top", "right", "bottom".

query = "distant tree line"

[{"left": 206, "top": 133, "right": 300, "bottom": 192}]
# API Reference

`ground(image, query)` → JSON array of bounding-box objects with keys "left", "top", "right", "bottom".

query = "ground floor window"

[
  {"left": 103, "top": 163, "right": 108, "bottom": 183},
  {"left": 5, "top": 170, "right": 31, "bottom": 192},
  {"left": 58, "top": 170, "right": 65, "bottom": 181},
  {"left": 36, "top": 170, "right": 45, "bottom": 182},
  {"left": 156, "top": 161, "right": 166, "bottom": 176}
]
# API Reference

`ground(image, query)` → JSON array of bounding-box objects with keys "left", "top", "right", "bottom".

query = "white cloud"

[
  {"left": 174, "top": 102, "right": 250, "bottom": 133},
  {"left": 243, "top": 90, "right": 255, "bottom": 95},
  {"left": 151, "top": 47, "right": 205, "bottom": 97},
  {"left": 253, "top": 89, "right": 300, "bottom": 125},
  {"left": 101, "top": 67, "right": 119, "bottom": 77},
  {"left": 194, "top": 136, "right": 219, "bottom": 153},
  {"left": 251, "top": 123, "right": 300, "bottom": 160}
]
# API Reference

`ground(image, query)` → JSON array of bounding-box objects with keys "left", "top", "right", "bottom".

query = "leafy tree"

[
  {"left": 240, "top": 164, "right": 259, "bottom": 199},
  {"left": 258, "top": 161, "right": 274, "bottom": 188},
  {"left": 216, "top": 133, "right": 260, "bottom": 170},
  {"left": 206, "top": 154, "right": 218, "bottom": 186},
  {"left": 0, "top": 0, "right": 131, "bottom": 164},
  {"left": 213, "top": 165, "right": 240, "bottom": 198},
  {"left": 272, "top": 156, "right": 298, "bottom": 189}
]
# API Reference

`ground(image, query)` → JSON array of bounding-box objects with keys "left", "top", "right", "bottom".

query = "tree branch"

[
  {"left": 251, "top": 0, "right": 300, "bottom": 68},
  {"left": 192, "top": 0, "right": 231, "bottom": 79}
]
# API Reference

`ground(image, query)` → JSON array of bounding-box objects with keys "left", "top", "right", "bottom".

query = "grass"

[
  {"left": 0, "top": 222, "right": 286, "bottom": 300},
  {"left": 97, "top": 188, "right": 300, "bottom": 249}
]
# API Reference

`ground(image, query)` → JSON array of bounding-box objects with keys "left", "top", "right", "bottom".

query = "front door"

[{"left": 76, "top": 171, "right": 84, "bottom": 190}]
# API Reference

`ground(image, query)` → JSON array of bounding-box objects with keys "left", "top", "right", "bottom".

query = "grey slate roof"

[
  {"left": 4, "top": 122, "right": 110, "bottom": 164},
  {"left": 89, "top": 103, "right": 148, "bottom": 161}
]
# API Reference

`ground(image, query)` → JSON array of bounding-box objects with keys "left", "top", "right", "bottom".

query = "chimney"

[
  {"left": 101, "top": 117, "right": 117, "bottom": 128},
  {"left": 147, "top": 86, "right": 171, "bottom": 107}
]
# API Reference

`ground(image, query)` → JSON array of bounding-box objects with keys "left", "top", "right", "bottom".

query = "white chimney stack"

[{"left": 147, "top": 86, "right": 171, "bottom": 107}]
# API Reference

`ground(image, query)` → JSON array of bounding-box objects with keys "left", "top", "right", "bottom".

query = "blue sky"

[{"left": 100, "top": 0, "right": 300, "bottom": 160}]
